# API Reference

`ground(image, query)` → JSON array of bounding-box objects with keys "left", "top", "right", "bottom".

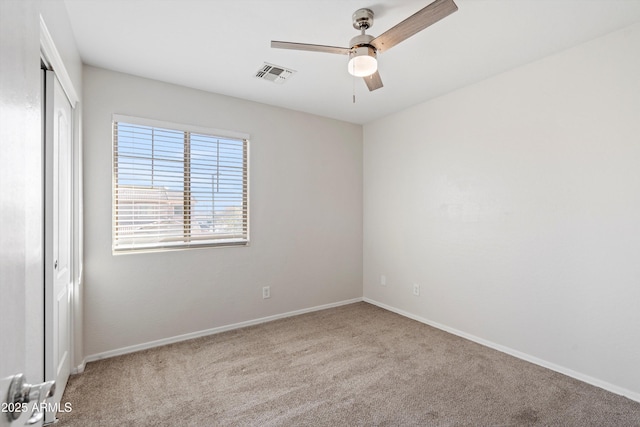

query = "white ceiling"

[{"left": 64, "top": 0, "right": 640, "bottom": 125}]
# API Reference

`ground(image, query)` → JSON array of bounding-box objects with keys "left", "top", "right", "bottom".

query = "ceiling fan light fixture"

[{"left": 348, "top": 46, "right": 377, "bottom": 77}]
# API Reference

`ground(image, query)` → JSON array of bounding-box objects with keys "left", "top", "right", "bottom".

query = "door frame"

[{"left": 40, "top": 10, "right": 83, "bottom": 388}]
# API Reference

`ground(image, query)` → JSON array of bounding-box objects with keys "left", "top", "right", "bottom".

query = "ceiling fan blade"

[
  {"left": 363, "top": 71, "right": 383, "bottom": 91},
  {"left": 271, "top": 41, "right": 350, "bottom": 55},
  {"left": 371, "top": 0, "right": 458, "bottom": 53}
]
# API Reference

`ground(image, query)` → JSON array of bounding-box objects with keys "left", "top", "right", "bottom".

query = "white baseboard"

[
  {"left": 81, "top": 295, "right": 640, "bottom": 403},
  {"left": 71, "top": 360, "right": 86, "bottom": 375},
  {"left": 363, "top": 297, "right": 640, "bottom": 403},
  {"left": 85, "top": 297, "right": 363, "bottom": 364}
]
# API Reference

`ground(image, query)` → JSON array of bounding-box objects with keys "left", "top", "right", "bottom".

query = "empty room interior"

[{"left": 2, "top": 0, "right": 640, "bottom": 425}]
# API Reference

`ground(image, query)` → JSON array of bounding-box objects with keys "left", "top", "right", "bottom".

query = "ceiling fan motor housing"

[{"left": 349, "top": 34, "right": 375, "bottom": 49}]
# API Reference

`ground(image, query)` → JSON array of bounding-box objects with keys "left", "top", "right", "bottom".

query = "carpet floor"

[{"left": 57, "top": 302, "right": 640, "bottom": 426}]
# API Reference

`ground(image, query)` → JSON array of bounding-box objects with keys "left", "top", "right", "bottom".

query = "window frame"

[{"left": 112, "top": 114, "right": 250, "bottom": 254}]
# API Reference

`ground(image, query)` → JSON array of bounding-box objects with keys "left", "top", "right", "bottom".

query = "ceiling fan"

[{"left": 271, "top": 0, "right": 458, "bottom": 91}]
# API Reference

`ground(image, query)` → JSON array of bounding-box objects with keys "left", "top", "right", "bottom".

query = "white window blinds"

[{"left": 112, "top": 116, "right": 249, "bottom": 252}]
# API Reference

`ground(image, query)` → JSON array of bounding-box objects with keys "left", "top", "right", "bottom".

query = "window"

[{"left": 112, "top": 115, "right": 249, "bottom": 252}]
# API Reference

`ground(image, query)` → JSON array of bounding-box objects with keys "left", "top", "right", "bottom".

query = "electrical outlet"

[
  {"left": 380, "top": 275, "right": 386, "bottom": 286},
  {"left": 413, "top": 283, "right": 420, "bottom": 296},
  {"left": 262, "top": 286, "right": 271, "bottom": 299}
]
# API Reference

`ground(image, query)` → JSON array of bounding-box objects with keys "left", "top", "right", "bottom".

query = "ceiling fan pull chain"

[{"left": 353, "top": 72, "right": 356, "bottom": 104}]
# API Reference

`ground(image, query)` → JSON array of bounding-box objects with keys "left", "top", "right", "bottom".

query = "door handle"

[{"left": 5, "top": 373, "right": 56, "bottom": 424}]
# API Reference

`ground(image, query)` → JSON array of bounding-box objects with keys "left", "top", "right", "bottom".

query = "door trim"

[
  {"left": 40, "top": 11, "right": 84, "bottom": 384},
  {"left": 40, "top": 16, "right": 78, "bottom": 107}
]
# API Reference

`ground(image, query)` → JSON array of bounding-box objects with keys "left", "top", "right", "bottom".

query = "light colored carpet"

[{"left": 58, "top": 302, "right": 640, "bottom": 426}]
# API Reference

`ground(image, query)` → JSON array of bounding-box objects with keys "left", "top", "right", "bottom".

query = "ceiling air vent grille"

[{"left": 255, "top": 63, "right": 296, "bottom": 84}]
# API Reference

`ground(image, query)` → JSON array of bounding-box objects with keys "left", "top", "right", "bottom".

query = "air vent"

[{"left": 255, "top": 63, "right": 296, "bottom": 84}]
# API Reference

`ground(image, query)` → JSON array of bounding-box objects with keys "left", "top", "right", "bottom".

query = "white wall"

[
  {"left": 82, "top": 66, "right": 363, "bottom": 356},
  {"left": 363, "top": 23, "right": 640, "bottom": 398}
]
